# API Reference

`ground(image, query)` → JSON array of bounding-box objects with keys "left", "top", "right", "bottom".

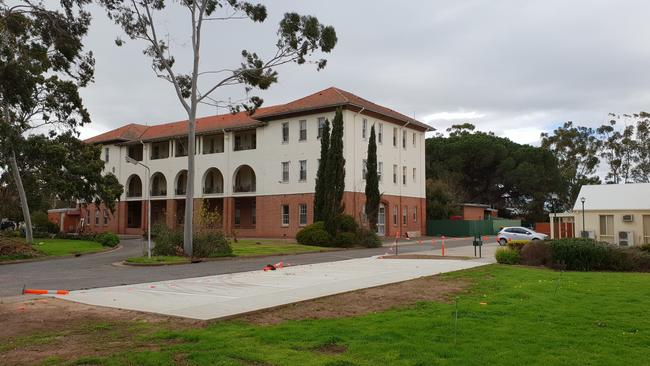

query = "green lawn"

[
  {"left": 61, "top": 265, "right": 650, "bottom": 365},
  {"left": 124, "top": 256, "right": 190, "bottom": 265},
  {"left": 230, "top": 239, "right": 332, "bottom": 256},
  {"left": 31, "top": 238, "right": 105, "bottom": 256}
]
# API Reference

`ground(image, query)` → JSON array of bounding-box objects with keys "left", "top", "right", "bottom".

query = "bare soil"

[
  {"left": 0, "top": 274, "right": 469, "bottom": 364},
  {"left": 237, "top": 275, "right": 470, "bottom": 325},
  {"left": 0, "top": 237, "right": 40, "bottom": 258}
]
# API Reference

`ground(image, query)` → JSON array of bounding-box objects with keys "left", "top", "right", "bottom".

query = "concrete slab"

[{"left": 57, "top": 256, "right": 488, "bottom": 320}]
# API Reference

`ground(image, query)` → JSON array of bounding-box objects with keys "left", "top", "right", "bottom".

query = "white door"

[{"left": 377, "top": 204, "right": 386, "bottom": 236}]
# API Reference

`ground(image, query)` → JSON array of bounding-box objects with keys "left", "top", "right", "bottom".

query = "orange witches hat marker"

[
  {"left": 23, "top": 289, "right": 69, "bottom": 295},
  {"left": 441, "top": 235, "right": 446, "bottom": 256}
]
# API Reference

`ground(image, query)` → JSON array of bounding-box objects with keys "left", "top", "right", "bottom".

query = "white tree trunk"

[
  {"left": 183, "top": 109, "right": 196, "bottom": 256},
  {"left": 9, "top": 150, "right": 33, "bottom": 244}
]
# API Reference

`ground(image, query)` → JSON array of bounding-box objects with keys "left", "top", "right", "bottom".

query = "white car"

[{"left": 497, "top": 227, "right": 548, "bottom": 246}]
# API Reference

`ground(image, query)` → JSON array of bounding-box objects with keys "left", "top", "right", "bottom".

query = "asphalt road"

[{"left": 0, "top": 236, "right": 489, "bottom": 297}]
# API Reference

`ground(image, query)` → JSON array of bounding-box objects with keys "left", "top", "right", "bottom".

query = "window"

[
  {"left": 104, "top": 147, "right": 109, "bottom": 162},
  {"left": 151, "top": 141, "right": 170, "bottom": 159},
  {"left": 282, "top": 122, "right": 289, "bottom": 143},
  {"left": 403, "top": 206, "right": 408, "bottom": 225},
  {"left": 599, "top": 215, "right": 614, "bottom": 242},
  {"left": 299, "top": 204, "right": 307, "bottom": 226},
  {"left": 281, "top": 205, "right": 289, "bottom": 226},
  {"left": 252, "top": 201, "right": 256, "bottom": 225},
  {"left": 412, "top": 132, "right": 416, "bottom": 147},
  {"left": 362, "top": 118, "right": 368, "bottom": 139},
  {"left": 235, "top": 206, "right": 241, "bottom": 225},
  {"left": 378, "top": 162, "right": 383, "bottom": 182},
  {"left": 299, "top": 120, "right": 307, "bottom": 141},
  {"left": 402, "top": 166, "right": 407, "bottom": 185},
  {"left": 281, "top": 162, "right": 289, "bottom": 183},
  {"left": 643, "top": 215, "right": 650, "bottom": 244},
  {"left": 175, "top": 138, "right": 188, "bottom": 157},
  {"left": 203, "top": 134, "right": 224, "bottom": 154},
  {"left": 128, "top": 145, "right": 143, "bottom": 161},
  {"left": 393, "top": 164, "right": 397, "bottom": 184},
  {"left": 378, "top": 123, "right": 383, "bottom": 144},
  {"left": 393, "top": 127, "right": 397, "bottom": 147},
  {"left": 233, "top": 130, "right": 256, "bottom": 151},
  {"left": 95, "top": 209, "right": 100, "bottom": 225},
  {"left": 402, "top": 130, "right": 407, "bottom": 149},
  {"left": 103, "top": 209, "right": 109, "bottom": 225},
  {"left": 413, "top": 167, "right": 417, "bottom": 182},
  {"left": 393, "top": 205, "right": 398, "bottom": 226},
  {"left": 299, "top": 160, "right": 307, "bottom": 181},
  {"left": 414, "top": 206, "right": 418, "bottom": 223},
  {"left": 318, "top": 117, "right": 326, "bottom": 138},
  {"left": 362, "top": 159, "right": 368, "bottom": 180}
]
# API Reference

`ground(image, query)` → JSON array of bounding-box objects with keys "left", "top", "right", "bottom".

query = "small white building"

[{"left": 571, "top": 183, "right": 650, "bottom": 246}]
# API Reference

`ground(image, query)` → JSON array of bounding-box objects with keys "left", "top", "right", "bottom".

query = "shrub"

[
  {"left": 296, "top": 222, "right": 332, "bottom": 246},
  {"left": 547, "top": 238, "right": 610, "bottom": 271},
  {"left": 31, "top": 212, "right": 60, "bottom": 234},
  {"left": 334, "top": 232, "right": 358, "bottom": 247},
  {"left": 152, "top": 224, "right": 184, "bottom": 256},
  {"left": 507, "top": 240, "right": 528, "bottom": 252},
  {"left": 357, "top": 227, "right": 382, "bottom": 248},
  {"left": 640, "top": 243, "right": 650, "bottom": 253},
  {"left": 337, "top": 214, "right": 358, "bottom": 233},
  {"left": 495, "top": 247, "right": 520, "bottom": 265},
  {"left": 520, "top": 241, "right": 552, "bottom": 266},
  {"left": 193, "top": 231, "right": 232, "bottom": 257},
  {"left": 95, "top": 232, "right": 120, "bottom": 247}
]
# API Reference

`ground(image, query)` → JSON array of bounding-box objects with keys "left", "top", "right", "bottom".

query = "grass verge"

[
  {"left": 31, "top": 239, "right": 106, "bottom": 256},
  {"left": 231, "top": 239, "right": 332, "bottom": 256},
  {"left": 124, "top": 256, "right": 190, "bottom": 265}
]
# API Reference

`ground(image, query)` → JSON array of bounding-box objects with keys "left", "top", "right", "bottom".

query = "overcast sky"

[{"left": 78, "top": 0, "right": 650, "bottom": 145}]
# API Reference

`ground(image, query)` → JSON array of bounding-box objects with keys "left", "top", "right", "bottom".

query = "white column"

[{"left": 550, "top": 214, "right": 555, "bottom": 239}]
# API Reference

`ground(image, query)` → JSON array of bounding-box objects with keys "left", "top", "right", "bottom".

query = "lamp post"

[
  {"left": 126, "top": 156, "right": 151, "bottom": 258},
  {"left": 580, "top": 196, "right": 586, "bottom": 238},
  {"left": 550, "top": 193, "right": 558, "bottom": 239}
]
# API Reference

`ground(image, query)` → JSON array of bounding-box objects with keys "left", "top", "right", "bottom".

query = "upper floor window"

[
  {"left": 378, "top": 123, "right": 383, "bottom": 144},
  {"left": 393, "top": 127, "right": 397, "bottom": 147},
  {"left": 281, "top": 161, "right": 290, "bottom": 183},
  {"left": 299, "top": 120, "right": 307, "bottom": 141},
  {"left": 412, "top": 132, "right": 417, "bottom": 147},
  {"left": 234, "top": 130, "right": 256, "bottom": 151},
  {"left": 362, "top": 118, "right": 368, "bottom": 139},
  {"left": 150, "top": 141, "right": 170, "bottom": 160},
  {"left": 282, "top": 122, "right": 289, "bottom": 143},
  {"left": 104, "top": 147, "right": 110, "bottom": 162},
  {"left": 317, "top": 117, "right": 324, "bottom": 138},
  {"left": 402, "top": 130, "right": 407, "bottom": 149},
  {"left": 402, "top": 166, "right": 407, "bottom": 185},
  {"left": 203, "top": 134, "right": 224, "bottom": 154},
  {"left": 393, "top": 164, "right": 397, "bottom": 184},
  {"left": 175, "top": 138, "right": 188, "bottom": 157},
  {"left": 378, "top": 162, "right": 383, "bottom": 182},
  {"left": 127, "top": 145, "right": 143, "bottom": 161},
  {"left": 362, "top": 159, "right": 368, "bottom": 180},
  {"left": 299, "top": 160, "right": 307, "bottom": 182},
  {"left": 413, "top": 167, "right": 417, "bottom": 182}
]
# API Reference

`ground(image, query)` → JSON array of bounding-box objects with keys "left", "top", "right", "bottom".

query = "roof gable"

[{"left": 573, "top": 183, "right": 650, "bottom": 211}]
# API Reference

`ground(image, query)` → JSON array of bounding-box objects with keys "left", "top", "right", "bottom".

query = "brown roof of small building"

[{"left": 85, "top": 87, "right": 433, "bottom": 144}]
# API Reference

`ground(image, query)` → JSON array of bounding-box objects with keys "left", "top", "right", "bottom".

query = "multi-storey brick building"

[{"left": 81, "top": 87, "right": 431, "bottom": 238}]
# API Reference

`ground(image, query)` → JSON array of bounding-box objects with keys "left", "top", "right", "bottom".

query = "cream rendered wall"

[
  {"left": 104, "top": 110, "right": 427, "bottom": 201},
  {"left": 574, "top": 210, "right": 650, "bottom": 246}
]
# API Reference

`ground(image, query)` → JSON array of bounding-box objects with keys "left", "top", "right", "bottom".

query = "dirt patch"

[
  {"left": 380, "top": 254, "right": 470, "bottom": 260},
  {"left": 0, "top": 237, "right": 40, "bottom": 259},
  {"left": 0, "top": 297, "right": 201, "bottom": 365},
  {"left": 315, "top": 343, "right": 348, "bottom": 354},
  {"left": 237, "top": 275, "right": 470, "bottom": 325}
]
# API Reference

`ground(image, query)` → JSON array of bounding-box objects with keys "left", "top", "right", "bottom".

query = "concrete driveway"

[{"left": 57, "top": 255, "right": 490, "bottom": 320}]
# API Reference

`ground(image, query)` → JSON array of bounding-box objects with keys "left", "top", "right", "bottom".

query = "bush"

[
  {"left": 495, "top": 247, "right": 520, "bottom": 265},
  {"left": 548, "top": 238, "right": 610, "bottom": 271},
  {"left": 337, "top": 214, "right": 358, "bottom": 233},
  {"left": 95, "top": 232, "right": 120, "bottom": 247},
  {"left": 357, "top": 227, "right": 382, "bottom": 248},
  {"left": 507, "top": 240, "right": 528, "bottom": 252},
  {"left": 520, "top": 241, "right": 552, "bottom": 266},
  {"left": 296, "top": 222, "right": 332, "bottom": 246},
  {"left": 640, "top": 243, "right": 650, "bottom": 253},
  {"left": 334, "top": 232, "right": 358, "bottom": 247},
  {"left": 193, "top": 231, "right": 232, "bottom": 257},
  {"left": 152, "top": 224, "right": 184, "bottom": 256}
]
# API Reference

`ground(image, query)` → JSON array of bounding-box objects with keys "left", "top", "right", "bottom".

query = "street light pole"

[
  {"left": 580, "top": 196, "right": 586, "bottom": 238},
  {"left": 126, "top": 156, "right": 151, "bottom": 258}
]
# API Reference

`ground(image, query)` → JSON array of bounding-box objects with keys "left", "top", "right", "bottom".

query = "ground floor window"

[
  {"left": 403, "top": 206, "right": 408, "bottom": 226},
  {"left": 413, "top": 206, "right": 417, "bottom": 224},
  {"left": 234, "top": 206, "right": 241, "bottom": 225},
  {"left": 643, "top": 215, "right": 650, "bottom": 244},
  {"left": 103, "top": 209, "right": 109, "bottom": 226},
  {"left": 95, "top": 209, "right": 100, "bottom": 225},
  {"left": 252, "top": 200, "right": 256, "bottom": 225},
  {"left": 299, "top": 204, "right": 307, "bottom": 226},
  {"left": 281, "top": 205, "right": 290, "bottom": 226},
  {"left": 599, "top": 215, "right": 614, "bottom": 242},
  {"left": 393, "top": 205, "right": 398, "bottom": 226}
]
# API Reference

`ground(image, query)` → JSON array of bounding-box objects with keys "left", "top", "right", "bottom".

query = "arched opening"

[
  {"left": 233, "top": 165, "right": 256, "bottom": 193},
  {"left": 126, "top": 175, "right": 142, "bottom": 198},
  {"left": 150, "top": 172, "right": 167, "bottom": 197},
  {"left": 203, "top": 168, "right": 224, "bottom": 194},
  {"left": 175, "top": 170, "right": 188, "bottom": 196}
]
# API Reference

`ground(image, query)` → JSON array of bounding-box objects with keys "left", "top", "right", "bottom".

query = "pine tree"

[
  {"left": 324, "top": 108, "right": 346, "bottom": 235},
  {"left": 365, "top": 125, "right": 380, "bottom": 231},
  {"left": 313, "top": 119, "right": 330, "bottom": 222}
]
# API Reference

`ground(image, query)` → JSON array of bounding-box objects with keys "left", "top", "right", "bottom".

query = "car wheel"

[
  {"left": 498, "top": 238, "right": 508, "bottom": 246},
  {"left": 531, "top": 237, "right": 540, "bottom": 241}
]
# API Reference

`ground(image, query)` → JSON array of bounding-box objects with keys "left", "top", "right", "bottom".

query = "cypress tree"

[
  {"left": 365, "top": 125, "right": 380, "bottom": 231},
  {"left": 314, "top": 119, "right": 330, "bottom": 222},
  {"left": 324, "top": 108, "right": 346, "bottom": 235}
]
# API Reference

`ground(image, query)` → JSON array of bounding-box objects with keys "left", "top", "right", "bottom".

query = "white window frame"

[
  {"left": 413, "top": 206, "right": 417, "bottom": 223},
  {"left": 412, "top": 132, "right": 416, "bottom": 147},
  {"left": 362, "top": 118, "right": 368, "bottom": 139},
  {"left": 299, "top": 160, "right": 307, "bottom": 182},
  {"left": 95, "top": 209, "right": 100, "bottom": 225},
  {"left": 282, "top": 122, "right": 289, "bottom": 143},
  {"left": 281, "top": 161, "right": 290, "bottom": 183},
  {"left": 378, "top": 162, "right": 383, "bottom": 182},
  {"left": 402, "top": 166, "right": 407, "bottom": 185},
  {"left": 103, "top": 209, "right": 109, "bottom": 226},
  {"left": 281, "top": 205, "right": 290, "bottom": 226},
  {"left": 413, "top": 167, "right": 417, "bottom": 183},
  {"left": 393, "top": 205, "right": 398, "bottom": 226},
  {"left": 643, "top": 215, "right": 650, "bottom": 244},
  {"left": 378, "top": 123, "right": 383, "bottom": 144},
  {"left": 599, "top": 215, "right": 614, "bottom": 241},
  {"left": 393, "top": 127, "right": 397, "bottom": 147},
  {"left": 317, "top": 117, "right": 326, "bottom": 138},
  {"left": 403, "top": 206, "right": 408, "bottom": 225},
  {"left": 362, "top": 159, "right": 368, "bottom": 180},
  {"left": 402, "top": 130, "right": 407, "bottom": 149},
  {"left": 299, "top": 120, "right": 307, "bottom": 141},
  {"left": 299, "top": 204, "right": 307, "bottom": 226},
  {"left": 393, "top": 164, "right": 397, "bottom": 184}
]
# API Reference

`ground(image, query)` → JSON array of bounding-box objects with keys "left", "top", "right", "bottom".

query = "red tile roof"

[{"left": 85, "top": 87, "right": 432, "bottom": 144}]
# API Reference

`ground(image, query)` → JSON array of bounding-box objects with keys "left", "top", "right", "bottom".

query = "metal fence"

[{"left": 426, "top": 218, "right": 521, "bottom": 237}]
